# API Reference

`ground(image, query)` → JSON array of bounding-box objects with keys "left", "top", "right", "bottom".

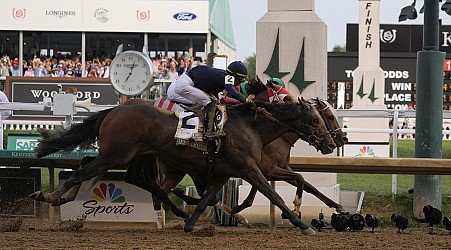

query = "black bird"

[
  {"left": 311, "top": 219, "right": 326, "bottom": 232},
  {"left": 391, "top": 214, "right": 408, "bottom": 233},
  {"left": 331, "top": 212, "right": 350, "bottom": 232},
  {"left": 443, "top": 217, "right": 451, "bottom": 235},
  {"left": 311, "top": 210, "right": 327, "bottom": 232},
  {"left": 349, "top": 213, "right": 365, "bottom": 232},
  {"left": 423, "top": 205, "right": 442, "bottom": 234},
  {"left": 365, "top": 214, "right": 379, "bottom": 233}
]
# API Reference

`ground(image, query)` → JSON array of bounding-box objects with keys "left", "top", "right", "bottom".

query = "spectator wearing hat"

[
  {"left": 74, "top": 63, "right": 82, "bottom": 77},
  {"left": 10, "top": 59, "right": 20, "bottom": 76},
  {"left": 65, "top": 69, "right": 74, "bottom": 77}
]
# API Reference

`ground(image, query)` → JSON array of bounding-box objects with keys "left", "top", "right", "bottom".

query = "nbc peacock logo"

[
  {"left": 91, "top": 183, "right": 125, "bottom": 203},
  {"left": 83, "top": 182, "right": 134, "bottom": 217},
  {"left": 355, "top": 146, "right": 376, "bottom": 157}
]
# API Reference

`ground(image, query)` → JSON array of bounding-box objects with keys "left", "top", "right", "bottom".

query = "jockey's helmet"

[
  {"left": 267, "top": 78, "right": 285, "bottom": 87},
  {"left": 227, "top": 61, "right": 248, "bottom": 78}
]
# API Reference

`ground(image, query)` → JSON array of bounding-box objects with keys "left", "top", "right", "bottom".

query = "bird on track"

[
  {"left": 349, "top": 213, "right": 365, "bottom": 232},
  {"left": 443, "top": 217, "right": 451, "bottom": 235},
  {"left": 423, "top": 205, "right": 442, "bottom": 235},
  {"left": 391, "top": 214, "right": 408, "bottom": 233},
  {"left": 311, "top": 210, "right": 327, "bottom": 232},
  {"left": 365, "top": 214, "right": 379, "bottom": 233},
  {"left": 331, "top": 212, "right": 350, "bottom": 232}
]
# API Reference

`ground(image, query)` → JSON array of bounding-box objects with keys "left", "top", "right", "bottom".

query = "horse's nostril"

[
  {"left": 342, "top": 136, "right": 349, "bottom": 143},
  {"left": 328, "top": 143, "right": 335, "bottom": 149}
]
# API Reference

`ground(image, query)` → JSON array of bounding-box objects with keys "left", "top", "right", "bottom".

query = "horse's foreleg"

[
  {"left": 241, "top": 165, "right": 315, "bottom": 235},
  {"left": 231, "top": 187, "right": 257, "bottom": 215},
  {"left": 184, "top": 175, "right": 229, "bottom": 233},
  {"left": 285, "top": 166, "right": 347, "bottom": 213},
  {"left": 263, "top": 167, "right": 305, "bottom": 218},
  {"left": 303, "top": 181, "right": 346, "bottom": 213}
]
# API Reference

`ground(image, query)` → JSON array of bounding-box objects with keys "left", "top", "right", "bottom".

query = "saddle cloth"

[{"left": 153, "top": 98, "right": 227, "bottom": 151}]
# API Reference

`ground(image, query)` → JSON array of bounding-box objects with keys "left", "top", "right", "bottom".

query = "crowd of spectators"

[{"left": 0, "top": 51, "right": 204, "bottom": 80}]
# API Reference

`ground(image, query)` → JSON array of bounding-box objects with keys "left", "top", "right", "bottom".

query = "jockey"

[
  {"left": 167, "top": 61, "right": 253, "bottom": 140},
  {"left": 266, "top": 78, "right": 295, "bottom": 103}
]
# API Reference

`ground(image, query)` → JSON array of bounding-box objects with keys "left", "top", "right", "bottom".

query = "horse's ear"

[
  {"left": 297, "top": 97, "right": 301, "bottom": 103},
  {"left": 256, "top": 75, "right": 261, "bottom": 82}
]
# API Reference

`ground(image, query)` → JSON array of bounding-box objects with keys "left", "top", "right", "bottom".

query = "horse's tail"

[{"left": 36, "top": 107, "right": 115, "bottom": 158}]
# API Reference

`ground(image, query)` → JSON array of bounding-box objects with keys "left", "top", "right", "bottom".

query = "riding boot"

[{"left": 202, "top": 102, "right": 220, "bottom": 141}]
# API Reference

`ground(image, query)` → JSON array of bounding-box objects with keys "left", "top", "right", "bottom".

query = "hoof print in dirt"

[
  {"left": 192, "top": 225, "right": 216, "bottom": 237},
  {"left": 0, "top": 217, "right": 23, "bottom": 232}
]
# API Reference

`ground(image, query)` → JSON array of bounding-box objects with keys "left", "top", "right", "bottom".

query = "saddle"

[{"left": 153, "top": 98, "right": 227, "bottom": 152}]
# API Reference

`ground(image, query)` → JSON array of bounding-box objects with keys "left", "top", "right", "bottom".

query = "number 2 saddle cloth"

[{"left": 153, "top": 97, "right": 227, "bottom": 152}]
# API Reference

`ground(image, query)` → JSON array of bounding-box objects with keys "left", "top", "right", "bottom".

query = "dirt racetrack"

[{"left": 1, "top": 218, "right": 451, "bottom": 250}]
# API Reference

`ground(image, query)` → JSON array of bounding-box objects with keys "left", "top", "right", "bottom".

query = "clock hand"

[
  {"left": 124, "top": 72, "right": 132, "bottom": 83},
  {"left": 124, "top": 60, "right": 137, "bottom": 83}
]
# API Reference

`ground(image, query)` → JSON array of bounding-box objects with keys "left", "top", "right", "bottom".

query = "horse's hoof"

[
  {"left": 184, "top": 224, "right": 194, "bottom": 233},
  {"left": 335, "top": 206, "right": 347, "bottom": 213},
  {"left": 300, "top": 227, "right": 316, "bottom": 236},
  {"left": 237, "top": 217, "right": 249, "bottom": 225},
  {"left": 29, "top": 191, "right": 45, "bottom": 201}
]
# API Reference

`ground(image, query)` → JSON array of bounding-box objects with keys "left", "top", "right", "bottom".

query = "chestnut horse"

[{"left": 32, "top": 99, "right": 335, "bottom": 235}]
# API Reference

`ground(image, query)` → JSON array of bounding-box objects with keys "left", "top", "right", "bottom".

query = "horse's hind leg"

[
  {"left": 123, "top": 155, "right": 189, "bottom": 219},
  {"left": 184, "top": 175, "right": 229, "bottom": 233},
  {"left": 31, "top": 156, "right": 115, "bottom": 204}
]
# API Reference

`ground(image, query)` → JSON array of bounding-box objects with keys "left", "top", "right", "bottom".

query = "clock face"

[{"left": 109, "top": 51, "right": 154, "bottom": 96}]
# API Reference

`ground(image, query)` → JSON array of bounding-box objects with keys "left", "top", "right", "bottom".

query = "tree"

[
  {"left": 332, "top": 45, "right": 346, "bottom": 52},
  {"left": 243, "top": 53, "right": 256, "bottom": 78}
]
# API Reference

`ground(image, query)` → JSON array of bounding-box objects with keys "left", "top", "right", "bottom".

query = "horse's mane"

[{"left": 255, "top": 101, "right": 299, "bottom": 120}]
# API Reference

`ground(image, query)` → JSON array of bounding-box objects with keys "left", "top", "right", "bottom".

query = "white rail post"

[{"left": 392, "top": 110, "right": 399, "bottom": 201}]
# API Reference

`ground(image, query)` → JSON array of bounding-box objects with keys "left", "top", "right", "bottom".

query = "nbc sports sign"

[
  {"left": 59, "top": 171, "right": 157, "bottom": 223},
  {"left": 343, "top": 144, "right": 390, "bottom": 157}
]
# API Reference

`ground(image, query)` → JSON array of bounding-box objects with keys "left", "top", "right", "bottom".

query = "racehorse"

[
  {"left": 32, "top": 98, "right": 335, "bottom": 235},
  {"left": 224, "top": 78, "right": 348, "bottom": 216},
  {"left": 170, "top": 78, "right": 348, "bottom": 218}
]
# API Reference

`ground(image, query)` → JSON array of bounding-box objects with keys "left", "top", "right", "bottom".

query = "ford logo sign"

[{"left": 173, "top": 12, "right": 197, "bottom": 21}]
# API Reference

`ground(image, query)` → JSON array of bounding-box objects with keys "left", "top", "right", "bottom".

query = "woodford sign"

[{"left": 5, "top": 77, "right": 119, "bottom": 118}]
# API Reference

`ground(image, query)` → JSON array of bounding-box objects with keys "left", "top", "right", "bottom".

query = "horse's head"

[
  {"left": 245, "top": 76, "right": 270, "bottom": 102},
  {"left": 296, "top": 97, "right": 336, "bottom": 154},
  {"left": 255, "top": 98, "right": 336, "bottom": 154},
  {"left": 313, "top": 97, "right": 348, "bottom": 147}
]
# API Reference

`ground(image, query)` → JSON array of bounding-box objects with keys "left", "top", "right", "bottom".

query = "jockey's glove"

[{"left": 245, "top": 98, "right": 256, "bottom": 108}]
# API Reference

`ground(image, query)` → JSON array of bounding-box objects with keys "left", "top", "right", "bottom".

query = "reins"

[{"left": 254, "top": 106, "right": 318, "bottom": 146}]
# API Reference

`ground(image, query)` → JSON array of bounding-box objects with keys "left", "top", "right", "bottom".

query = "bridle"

[
  {"left": 254, "top": 104, "right": 322, "bottom": 147},
  {"left": 316, "top": 101, "right": 340, "bottom": 140}
]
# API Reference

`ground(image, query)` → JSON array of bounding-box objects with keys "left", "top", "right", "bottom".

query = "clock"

[{"left": 109, "top": 50, "right": 154, "bottom": 97}]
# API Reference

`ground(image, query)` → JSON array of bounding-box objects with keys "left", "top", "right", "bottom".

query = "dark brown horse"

[
  {"left": 224, "top": 79, "right": 348, "bottom": 216},
  {"left": 168, "top": 79, "right": 348, "bottom": 218},
  {"left": 32, "top": 99, "right": 335, "bottom": 235}
]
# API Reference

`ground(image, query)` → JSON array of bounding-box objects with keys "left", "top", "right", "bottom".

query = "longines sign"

[{"left": 5, "top": 77, "right": 118, "bottom": 118}]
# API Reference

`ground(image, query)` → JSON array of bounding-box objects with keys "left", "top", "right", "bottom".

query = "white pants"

[{"left": 167, "top": 73, "right": 211, "bottom": 106}]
